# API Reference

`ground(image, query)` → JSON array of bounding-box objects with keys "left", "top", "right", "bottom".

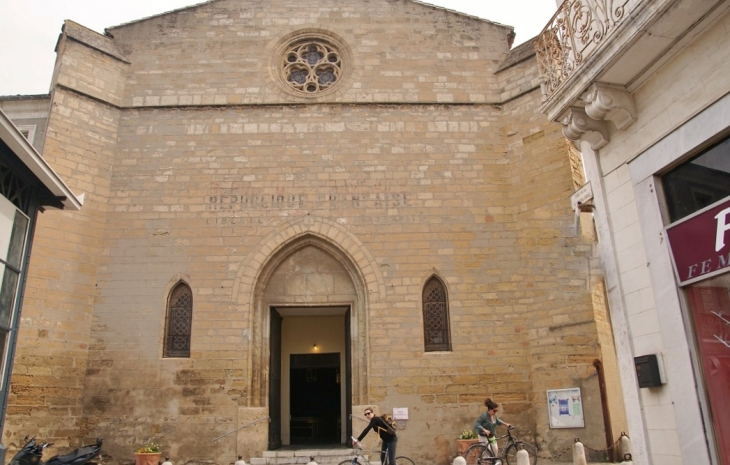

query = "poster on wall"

[{"left": 547, "top": 388, "right": 585, "bottom": 428}]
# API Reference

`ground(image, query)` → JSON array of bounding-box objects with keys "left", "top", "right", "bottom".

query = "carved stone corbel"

[
  {"left": 583, "top": 83, "right": 637, "bottom": 131},
  {"left": 560, "top": 106, "right": 609, "bottom": 150}
]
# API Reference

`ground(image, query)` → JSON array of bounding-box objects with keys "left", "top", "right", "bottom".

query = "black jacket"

[{"left": 357, "top": 416, "right": 397, "bottom": 442}]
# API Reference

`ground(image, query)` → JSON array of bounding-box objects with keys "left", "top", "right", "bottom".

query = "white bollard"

[
  {"left": 515, "top": 449, "right": 530, "bottom": 465},
  {"left": 234, "top": 456, "right": 246, "bottom": 465},
  {"left": 452, "top": 456, "right": 467, "bottom": 465},
  {"left": 620, "top": 435, "right": 632, "bottom": 462},
  {"left": 573, "top": 441, "right": 587, "bottom": 465},
  {"left": 307, "top": 456, "right": 318, "bottom": 465}
]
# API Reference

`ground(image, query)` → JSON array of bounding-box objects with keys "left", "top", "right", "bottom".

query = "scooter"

[{"left": 10, "top": 437, "right": 103, "bottom": 465}]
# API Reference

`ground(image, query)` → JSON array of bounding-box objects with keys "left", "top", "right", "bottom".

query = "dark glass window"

[
  {"left": 422, "top": 276, "right": 451, "bottom": 352},
  {"left": 0, "top": 207, "right": 29, "bottom": 390},
  {"left": 163, "top": 282, "right": 193, "bottom": 358},
  {"left": 662, "top": 136, "right": 730, "bottom": 223}
]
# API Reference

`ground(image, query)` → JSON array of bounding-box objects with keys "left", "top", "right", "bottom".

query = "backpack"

[{"left": 380, "top": 414, "right": 397, "bottom": 434}]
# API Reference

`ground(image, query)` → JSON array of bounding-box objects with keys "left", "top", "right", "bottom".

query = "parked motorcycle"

[{"left": 10, "top": 437, "right": 103, "bottom": 465}]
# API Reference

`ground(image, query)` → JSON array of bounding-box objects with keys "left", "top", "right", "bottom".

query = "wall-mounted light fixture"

[{"left": 313, "top": 344, "right": 318, "bottom": 351}]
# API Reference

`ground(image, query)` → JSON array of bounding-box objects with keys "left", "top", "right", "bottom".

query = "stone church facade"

[{"left": 4, "top": 1, "right": 626, "bottom": 463}]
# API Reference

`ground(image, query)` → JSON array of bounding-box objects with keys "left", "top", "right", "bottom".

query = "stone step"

[{"left": 250, "top": 448, "right": 378, "bottom": 465}]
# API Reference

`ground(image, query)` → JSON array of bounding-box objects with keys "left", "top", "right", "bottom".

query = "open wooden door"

[
  {"left": 345, "top": 307, "right": 352, "bottom": 442},
  {"left": 268, "top": 308, "right": 283, "bottom": 450}
]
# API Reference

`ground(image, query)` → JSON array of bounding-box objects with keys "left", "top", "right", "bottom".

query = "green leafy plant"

[
  {"left": 136, "top": 442, "right": 160, "bottom": 454},
  {"left": 459, "top": 430, "right": 477, "bottom": 440}
]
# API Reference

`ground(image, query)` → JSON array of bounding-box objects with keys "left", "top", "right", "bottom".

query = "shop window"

[
  {"left": 684, "top": 276, "right": 730, "bottom": 462},
  {"left": 662, "top": 136, "right": 730, "bottom": 222},
  {"left": 422, "top": 276, "right": 451, "bottom": 352},
  {"left": 163, "top": 281, "right": 193, "bottom": 358}
]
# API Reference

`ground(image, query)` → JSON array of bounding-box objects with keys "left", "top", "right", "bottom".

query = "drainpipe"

[{"left": 593, "top": 359, "right": 615, "bottom": 462}]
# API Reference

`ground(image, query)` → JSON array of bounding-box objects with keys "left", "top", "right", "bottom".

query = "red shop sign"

[{"left": 666, "top": 197, "right": 730, "bottom": 286}]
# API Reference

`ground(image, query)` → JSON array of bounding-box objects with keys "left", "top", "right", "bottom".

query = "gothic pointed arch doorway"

[{"left": 247, "top": 233, "right": 371, "bottom": 449}]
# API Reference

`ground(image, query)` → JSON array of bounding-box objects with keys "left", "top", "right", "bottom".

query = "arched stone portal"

[{"left": 234, "top": 216, "right": 385, "bottom": 411}]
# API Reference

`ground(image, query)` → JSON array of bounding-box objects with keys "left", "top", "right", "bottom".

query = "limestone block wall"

[
  {"left": 497, "top": 74, "right": 616, "bottom": 457},
  {"left": 79, "top": 102, "right": 608, "bottom": 464},
  {"left": 6, "top": 39, "right": 125, "bottom": 448},
  {"left": 85, "top": 102, "right": 512, "bottom": 464},
  {"left": 106, "top": 0, "right": 514, "bottom": 107},
  {"left": 52, "top": 27, "right": 129, "bottom": 106}
]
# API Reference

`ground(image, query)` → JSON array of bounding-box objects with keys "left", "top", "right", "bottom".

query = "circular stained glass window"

[{"left": 281, "top": 40, "right": 342, "bottom": 94}]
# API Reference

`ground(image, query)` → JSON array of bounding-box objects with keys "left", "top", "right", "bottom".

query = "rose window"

[{"left": 282, "top": 41, "right": 342, "bottom": 94}]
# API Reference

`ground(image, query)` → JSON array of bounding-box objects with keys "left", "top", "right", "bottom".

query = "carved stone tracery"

[{"left": 282, "top": 40, "right": 342, "bottom": 94}]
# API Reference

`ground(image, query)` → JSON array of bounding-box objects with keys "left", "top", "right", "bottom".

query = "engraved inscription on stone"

[{"left": 207, "top": 192, "right": 408, "bottom": 211}]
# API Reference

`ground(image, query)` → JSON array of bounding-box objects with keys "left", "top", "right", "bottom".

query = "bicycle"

[
  {"left": 338, "top": 446, "right": 415, "bottom": 465},
  {"left": 463, "top": 426, "right": 537, "bottom": 465}
]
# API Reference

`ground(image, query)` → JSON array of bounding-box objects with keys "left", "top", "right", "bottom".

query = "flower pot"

[
  {"left": 135, "top": 452, "right": 162, "bottom": 465},
  {"left": 457, "top": 439, "right": 480, "bottom": 464}
]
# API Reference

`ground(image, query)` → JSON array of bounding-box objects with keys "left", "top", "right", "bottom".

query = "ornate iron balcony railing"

[{"left": 535, "top": 0, "right": 636, "bottom": 99}]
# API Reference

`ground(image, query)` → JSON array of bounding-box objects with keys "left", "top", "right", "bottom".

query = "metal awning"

[{"left": 0, "top": 108, "right": 82, "bottom": 211}]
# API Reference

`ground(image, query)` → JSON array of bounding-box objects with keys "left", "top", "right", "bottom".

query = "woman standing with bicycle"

[
  {"left": 474, "top": 398, "right": 511, "bottom": 463},
  {"left": 352, "top": 407, "right": 397, "bottom": 465}
]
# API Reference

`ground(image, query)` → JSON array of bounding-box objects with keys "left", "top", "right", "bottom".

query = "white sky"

[{"left": 0, "top": 0, "right": 557, "bottom": 96}]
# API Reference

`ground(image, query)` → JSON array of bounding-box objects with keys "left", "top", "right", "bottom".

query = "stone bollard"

[
  {"left": 307, "top": 456, "right": 318, "bottom": 465},
  {"left": 234, "top": 455, "right": 246, "bottom": 465},
  {"left": 573, "top": 441, "right": 587, "bottom": 465},
  {"left": 452, "top": 456, "right": 467, "bottom": 465},
  {"left": 620, "top": 434, "right": 632, "bottom": 462},
  {"left": 515, "top": 449, "right": 530, "bottom": 465}
]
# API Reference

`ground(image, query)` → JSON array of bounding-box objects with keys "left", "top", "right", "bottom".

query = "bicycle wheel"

[
  {"left": 394, "top": 456, "right": 415, "bottom": 465},
  {"left": 338, "top": 458, "right": 368, "bottom": 465},
  {"left": 463, "top": 444, "right": 492, "bottom": 465},
  {"left": 504, "top": 441, "right": 537, "bottom": 465}
]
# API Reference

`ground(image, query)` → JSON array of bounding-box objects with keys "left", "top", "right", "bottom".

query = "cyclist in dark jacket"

[{"left": 353, "top": 407, "right": 397, "bottom": 465}]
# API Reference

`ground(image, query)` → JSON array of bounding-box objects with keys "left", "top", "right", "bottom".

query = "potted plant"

[
  {"left": 456, "top": 430, "right": 479, "bottom": 463},
  {"left": 135, "top": 442, "right": 161, "bottom": 465}
]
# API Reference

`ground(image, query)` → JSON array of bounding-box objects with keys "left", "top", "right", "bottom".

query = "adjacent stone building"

[
  {"left": 4, "top": 1, "right": 626, "bottom": 463},
  {"left": 536, "top": 0, "right": 730, "bottom": 463}
]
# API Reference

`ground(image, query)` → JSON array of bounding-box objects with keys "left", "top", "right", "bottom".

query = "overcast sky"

[{"left": 0, "top": 0, "right": 557, "bottom": 96}]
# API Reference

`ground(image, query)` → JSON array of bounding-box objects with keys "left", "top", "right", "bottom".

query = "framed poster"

[{"left": 547, "top": 388, "right": 585, "bottom": 428}]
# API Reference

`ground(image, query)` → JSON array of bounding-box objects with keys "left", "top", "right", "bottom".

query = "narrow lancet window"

[
  {"left": 164, "top": 281, "right": 193, "bottom": 358},
  {"left": 422, "top": 276, "right": 451, "bottom": 352}
]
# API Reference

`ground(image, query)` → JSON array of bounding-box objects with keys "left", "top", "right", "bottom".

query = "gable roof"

[{"left": 105, "top": 0, "right": 513, "bottom": 33}]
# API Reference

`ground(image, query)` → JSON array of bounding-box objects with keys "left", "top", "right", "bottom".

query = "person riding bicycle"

[
  {"left": 474, "top": 398, "right": 511, "bottom": 464},
  {"left": 353, "top": 407, "right": 397, "bottom": 465}
]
